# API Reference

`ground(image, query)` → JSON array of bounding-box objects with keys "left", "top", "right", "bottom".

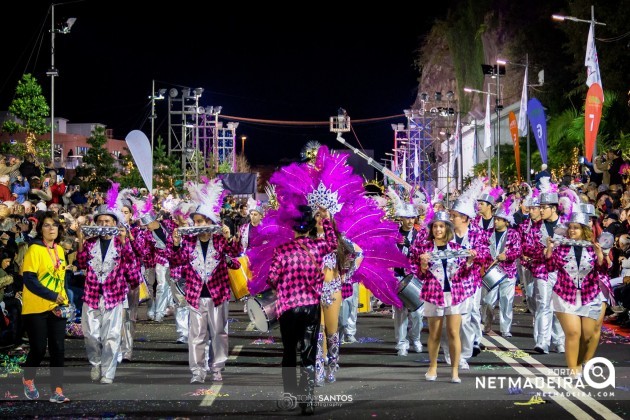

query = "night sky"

[{"left": 1, "top": 1, "right": 452, "bottom": 165}]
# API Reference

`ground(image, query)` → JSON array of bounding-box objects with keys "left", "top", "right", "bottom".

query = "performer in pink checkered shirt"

[
  {"left": 170, "top": 178, "right": 243, "bottom": 384},
  {"left": 544, "top": 211, "right": 612, "bottom": 379},
  {"left": 410, "top": 210, "right": 478, "bottom": 384},
  {"left": 480, "top": 196, "right": 522, "bottom": 338},
  {"left": 521, "top": 177, "right": 565, "bottom": 354},
  {"left": 267, "top": 205, "right": 337, "bottom": 414},
  {"left": 77, "top": 200, "right": 141, "bottom": 385},
  {"left": 445, "top": 183, "right": 489, "bottom": 368}
]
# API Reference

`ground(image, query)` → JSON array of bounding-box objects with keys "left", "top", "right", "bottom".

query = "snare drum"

[
  {"left": 246, "top": 289, "right": 278, "bottom": 333},
  {"left": 397, "top": 274, "right": 424, "bottom": 311},
  {"left": 228, "top": 256, "right": 252, "bottom": 301},
  {"left": 482, "top": 262, "right": 507, "bottom": 291},
  {"left": 169, "top": 277, "right": 188, "bottom": 307}
]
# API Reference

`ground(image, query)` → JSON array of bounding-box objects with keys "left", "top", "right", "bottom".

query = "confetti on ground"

[
  {"left": 601, "top": 326, "right": 630, "bottom": 345},
  {"left": 251, "top": 337, "right": 275, "bottom": 345},
  {"left": 186, "top": 388, "right": 230, "bottom": 397},
  {"left": 514, "top": 395, "right": 546, "bottom": 405},
  {"left": 4, "top": 391, "right": 18, "bottom": 399},
  {"left": 473, "top": 364, "right": 513, "bottom": 371},
  {"left": 356, "top": 337, "right": 383, "bottom": 343},
  {"left": 227, "top": 318, "right": 239, "bottom": 323},
  {"left": 135, "top": 337, "right": 148, "bottom": 342},
  {"left": 487, "top": 349, "right": 530, "bottom": 359}
]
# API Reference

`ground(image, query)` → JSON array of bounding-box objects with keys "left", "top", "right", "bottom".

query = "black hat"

[
  {"left": 292, "top": 205, "right": 316, "bottom": 234},
  {"left": 604, "top": 212, "right": 619, "bottom": 221}
]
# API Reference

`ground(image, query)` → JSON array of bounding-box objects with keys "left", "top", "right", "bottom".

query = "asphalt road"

[{"left": 1, "top": 294, "right": 629, "bottom": 419}]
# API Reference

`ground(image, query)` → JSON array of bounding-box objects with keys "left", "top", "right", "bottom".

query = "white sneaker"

[
  {"left": 397, "top": 348, "right": 408, "bottom": 356},
  {"left": 100, "top": 377, "right": 113, "bottom": 384},
  {"left": 413, "top": 342, "right": 423, "bottom": 353},
  {"left": 190, "top": 375, "right": 205, "bottom": 384},
  {"left": 90, "top": 365, "right": 101, "bottom": 381},
  {"left": 459, "top": 359, "right": 470, "bottom": 370},
  {"left": 344, "top": 335, "right": 357, "bottom": 344}
]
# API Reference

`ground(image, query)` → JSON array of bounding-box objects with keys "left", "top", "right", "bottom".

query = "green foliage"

[
  {"left": 116, "top": 152, "right": 143, "bottom": 188},
  {"left": 82, "top": 126, "right": 116, "bottom": 191},
  {"left": 1, "top": 74, "right": 51, "bottom": 164},
  {"left": 153, "top": 136, "right": 182, "bottom": 190},
  {"left": 2, "top": 74, "right": 50, "bottom": 135},
  {"left": 444, "top": 0, "right": 488, "bottom": 115}
]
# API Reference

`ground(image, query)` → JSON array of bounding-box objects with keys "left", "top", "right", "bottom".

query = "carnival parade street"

[{"left": 1, "top": 293, "right": 628, "bottom": 419}]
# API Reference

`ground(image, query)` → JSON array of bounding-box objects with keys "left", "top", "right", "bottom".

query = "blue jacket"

[{"left": 11, "top": 180, "right": 30, "bottom": 203}]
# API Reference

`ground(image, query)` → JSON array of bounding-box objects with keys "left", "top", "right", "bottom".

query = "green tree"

[
  {"left": 153, "top": 135, "right": 182, "bottom": 191},
  {"left": 82, "top": 126, "right": 116, "bottom": 191},
  {"left": 1, "top": 73, "right": 51, "bottom": 164},
  {"left": 116, "top": 151, "right": 143, "bottom": 189}
]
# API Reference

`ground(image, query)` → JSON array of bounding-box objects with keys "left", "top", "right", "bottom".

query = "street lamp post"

[
  {"left": 48, "top": 3, "right": 76, "bottom": 168},
  {"left": 241, "top": 135, "right": 247, "bottom": 155},
  {"left": 149, "top": 80, "right": 166, "bottom": 163}
]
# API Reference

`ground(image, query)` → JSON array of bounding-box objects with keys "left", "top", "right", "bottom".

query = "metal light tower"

[
  {"left": 48, "top": 4, "right": 76, "bottom": 167},
  {"left": 149, "top": 80, "right": 166, "bottom": 163}
]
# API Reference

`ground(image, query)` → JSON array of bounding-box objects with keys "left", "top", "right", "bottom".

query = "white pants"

[
  {"left": 460, "top": 287, "right": 482, "bottom": 359},
  {"left": 188, "top": 297, "right": 229, "bottom": 378},
  {"left": 482, "top": 277, "right": 516, "bottom": 334},
  {"left": 82, "top": 298, "right": 124, "bottom": 381},
  {"left": 533, "top": 273, "right": 565, "bottom": 352},
  {"left": 339, "top": 283, "right": 359, "bottom": 338},
  {"left": 120, "top": 286, "right": 139, "bottom": 360},
  {"left": 147, "top": 263, "right": 171, "bottom": 320},
  {"left": 393, "top": 305, "right": 423, "bottom": 350}
]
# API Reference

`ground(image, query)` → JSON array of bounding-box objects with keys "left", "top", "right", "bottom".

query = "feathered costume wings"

[{"left": 247, "top": 146, "right": 409, "bottom": 308}]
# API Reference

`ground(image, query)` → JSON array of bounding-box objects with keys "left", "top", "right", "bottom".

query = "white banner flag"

[
  {"left": 484, "top": 92, "right": 492, "bottom": 150},
  {"left": 125, "top": 130, "right": 153, "bottom": 192},
  {"left": 585, "top": 22, "right": 602, "bottom": 89},
  {"left": 518, "top": 68, "right": 528, "bottom": 136},
  {"left": 401, "top": 151, "right": 407, "bottom": 182},
  {"left": 413, "top": 143, "right": 419, "bottom": 178},
  {"left": 451, "top": 112, "right": 460, "bottom": 162}
]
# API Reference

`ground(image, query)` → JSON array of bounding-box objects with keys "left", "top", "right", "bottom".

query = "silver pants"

[
  {"left": 176, "top": 305, "right": 190, "bottom": 341},
  {"left": 188, "top": 297, "right": 229, "bottom": 378},
  {"left": 339, "top": 283, "right": 359, "bottom": 338},
  {"left": 120, "top": 287, "right": 139, "bottom": 360},
  {"left": 519, "top": 265, "right": 536, "bottom": 314},
  {"left": 482, "top": 277, "right": 516, "bottom": 334},
  {"left": 533, "top": 274, "right": 565, "bottom": 352},
  {"left": 459, "top": 287, "right": 482, "bottom": 359},
  {"left": 82, "top": 298, "right": 124, "bottom": 381},
  {"left": 147, "top": 263, "right": 171, "bottom": 320},
  {"left": 393, "top": 305, "right": 423, "bottom": 350}
]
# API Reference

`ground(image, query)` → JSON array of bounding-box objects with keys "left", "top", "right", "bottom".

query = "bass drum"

[
  {"left": 228, "top": 256, "right": 252, "bottom": 301},
  {"left": 138, "top": 278, "right": 151, "bottom": 304},
  {"left": 246, "top": 289, "right": 278, "bottom": 333}
]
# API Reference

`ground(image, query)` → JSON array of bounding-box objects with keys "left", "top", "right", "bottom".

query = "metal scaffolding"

[
  {"left": 390, "top": 94, "right": 458, "bottom": 200},
  {"left": 167, "top": 87, "right": 236, "bottom": 181}
]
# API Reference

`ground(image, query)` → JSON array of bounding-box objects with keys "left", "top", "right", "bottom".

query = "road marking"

[
  {"left": 483, "top": 334, "right": 622, "bottom": 420},
  {"left": 201, "top": 320, "right": 256, "bottom": 406}
]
